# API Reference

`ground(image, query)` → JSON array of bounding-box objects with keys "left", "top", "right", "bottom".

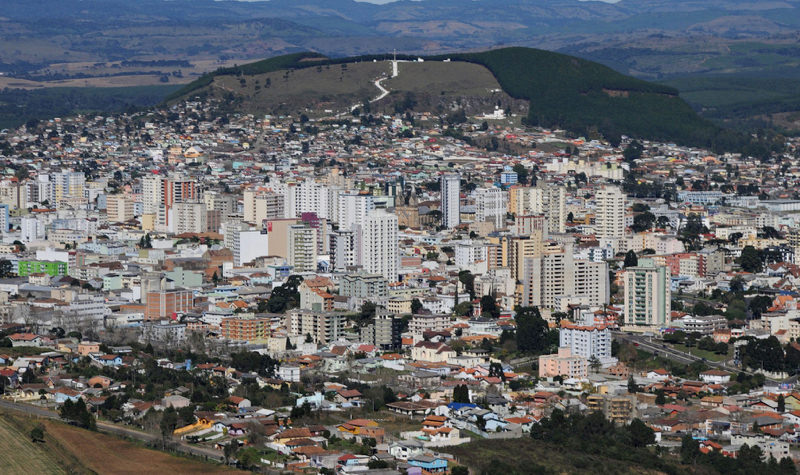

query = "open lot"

[{"left": 43, "top": 419, "right": 242, "bottom": 475}]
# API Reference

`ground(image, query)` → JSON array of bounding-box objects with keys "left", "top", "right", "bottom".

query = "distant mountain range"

[{"left": 2, "top": 0, "right": 800, "bottom": 72}]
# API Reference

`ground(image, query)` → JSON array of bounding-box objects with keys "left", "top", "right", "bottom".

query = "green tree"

[
  {"left": 411, "top": 298, "right": 423, "bottom": 314},
  {"left": 453, "top": 384, "right": 470, "bottom": 403},
  {"left": 655, "top": 389, "right": 666, "bottom": 405},
  {"left": 627, "top": 375, "right": 639, "bottom": 393},
  {"left": 623, "top": 250, "right": 638, "bottom": 268},
  {"left": 680, "top": 434, "right": 700, "bottom": 464},
  {"left": 0, "top": 259, "right": 13, "bottom": 277},
  {"left": 778, "top": 394, "right": 786, "bottom": 413},
  {"left": 627, "top": 419, "right": 655, "bottom": 447},
  {"left": 451, "top": 466, "right": 469, "bottom": 475},
  {"left": 458, "top": 270, "right": 476, "bottom": 300},
  {"left": 589, "top": 355, "right": 601, "bottom": 374},
  {"left": 739, "top": 245, "right": 762, "bottom": 273},
  {"left": 515, "top": 307, "right": 549, "bottom": 354},
  {"left": 160, "top": 406, "right": 178, "bottom": 442},
  {"left": 623, "top": 140, "right": 644, "bottom": 162},
  {"left": 512, "top": 163, "right": 528, "bottom": 186},
  {"left": 266, "top": 275, "right": 303, "bottom": 313},
  {"left": 30, "top": 424, "right": 45, "bottom": 443},
  {"left": 480, "top": 295, "right": 500, "bottom": 319}
]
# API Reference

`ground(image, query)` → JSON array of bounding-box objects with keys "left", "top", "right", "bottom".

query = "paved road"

[
  {"left": 614, "top": 332, "right": 782, "bottom": 382},
  {"left": 0, "top": 399, "right": 225, "bottom": 462}
]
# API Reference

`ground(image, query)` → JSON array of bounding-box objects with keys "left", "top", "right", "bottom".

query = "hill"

[
  {"left": 172, "top": 47, "right": 738, "bottom": 149},
  {"left": 445, "top": 47, "right": 729, "bottom": 147}
]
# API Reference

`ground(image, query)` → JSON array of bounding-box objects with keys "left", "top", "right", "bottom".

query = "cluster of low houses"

[{"left": 5, "top": 325, "right": 800, "bottom": 471}]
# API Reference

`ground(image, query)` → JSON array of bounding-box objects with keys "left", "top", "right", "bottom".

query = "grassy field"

[
  {"left": 671, "top": 342, "right": 730, "bottom": 362},
  {"left": 206, "top": 59, "right": 510, "bottom": 118},
  {"left": 0, "top": 410, "right": 241, "bottom": 475},
  {"left": 0, "top": 412, "right": 87, "bottom": 474}
]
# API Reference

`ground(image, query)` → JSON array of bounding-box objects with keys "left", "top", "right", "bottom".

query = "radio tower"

[{"left": 391, "top": 49, "right": 398, "bottom": 78}]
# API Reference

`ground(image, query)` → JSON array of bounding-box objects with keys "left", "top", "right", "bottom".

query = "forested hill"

[
  {"left": 171, "top": 47, "right": 744, "bottom": 150},
  {"left": 446, "top": 48, "right": 737, "bottom": 149}
]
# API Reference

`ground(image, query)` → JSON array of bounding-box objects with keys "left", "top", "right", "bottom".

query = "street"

[{"left": 613, "top": 332, "right": 763, "bottom": 378}]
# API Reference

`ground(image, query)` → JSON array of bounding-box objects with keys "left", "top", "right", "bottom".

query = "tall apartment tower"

[
  {"left": 474, "top": 187, "right": 507, "bottom": 229},
  {"left": 441, "top": 173, "right": 461, "bottom": 229},
  {"left": 288, "top": 224, "right": 318, "bottom": 273},
  {"left": 545, "top": 185, "right": 567, "bottom": 234},
  {"left": 595, "top": 185, "right": 626, "bottom": 239},
  {"left": 360, "top": 209, "right": 398, "bottom": 281},
  {"left": 337, "top": 192, "right": 375, "bottom": 231},
  {"left": 622, "top": 258, "right": 671, "bottom": 329}
]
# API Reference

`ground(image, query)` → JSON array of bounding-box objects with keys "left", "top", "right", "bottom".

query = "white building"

[
  {"left": 559, "top": 322, "right": 614, "bottom": 365},
  {"left": 473, "top": 187, "right": 507, "bottom": 229},
  {"left": 595, "top": 185, "right": 626, "bottom": 240},
  {"left": 337, "top": 193, "right": 374, "bottom": 231},
  {"left": 522, "top": 243, "right": 609, "bottom": 309},
  {"left": 20, "top": 217, "right": 46, "bottom": 243},
  {"left": 441, "top": 173, "right": 460, "bottom": 229},
  {"left": 173, "top": 201, "right": 207, "bottom": 234},
  {"left": 360, "top": 209, "right": 398, "bottom": 281},
  {"left": 233, "top": 229, "right": 270, "bottom": 267}
]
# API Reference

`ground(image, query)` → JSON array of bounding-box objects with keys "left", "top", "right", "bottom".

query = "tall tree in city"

[
  {"left": 739, "top": 245, "right": 762, "bottom": 273},
  {"left": 623, "top": 250, "right": 638, "bottom": 268},
  {"left": 515, "top": 306, "right": 549, "bottom": 354}
]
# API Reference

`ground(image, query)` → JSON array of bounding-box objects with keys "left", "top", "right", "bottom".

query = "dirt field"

[{"left": 43, "top": 420, "right": 241, "bottom": 475}]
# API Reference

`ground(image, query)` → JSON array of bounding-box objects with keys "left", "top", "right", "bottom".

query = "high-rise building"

[
  {"left": 623, "top": 258, "right": 671, "bottom": 329},
  {"left": 173, "top": 201, "right": 207, "bottom": 235},
  {"left": 244, "top": 188, "right": 285, "bottom": 224},
  {"left": 286, "top": 309, "right": 345, "bottom": 344},
  {"left": 106, "top": 194, "right": 135, "bottom": 223},
  {"left": 595, "top": 185, "right": 626, "bottom": 239},
  {"left": 360, "top": 310, "right": 402, "bottom": 350},
  {"left": 141, "top": 175, "right": 164, "bottom": 215},
  {"left": 440, "top": 173, "right": 460, "bottom": 229},
  {"left": 330, "top": 230, "right": 356, "bottom": 272},
  {"left": 473, "top": 187, "right": 507, "bottom": 229},
  {"left": 545, "top": 185, "right": 567, "bottom": 234},
  {"left": 53, "top": 170, "right": 85, "bottom": 204},
  {"left": 337, "top": 192, "right": 374, "bottom": 231},
  {"left": 360, "top": 209, "right": 398, "bottom": 281},
  {"left": 203, "top": 191, "right": 237, "bottom": 217},
  {"left": 288, "top": 224, "right": 317, "bottom": 273},
  {"left": 233, "top": 229, "right": 270, "bottom": 267},
  {"left": 221, "top": 315, "right": 271, "bottom": 342},
  {"left": 145, "top": 289, "right": 193, "bottom": 320},
  {"left": 522, "top": 243, "right": 608, "bottom": 309}
]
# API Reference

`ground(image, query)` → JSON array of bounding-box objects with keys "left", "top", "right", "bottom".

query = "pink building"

[{"left": 538, "top": 347, "right": 588, "bottom": 379}]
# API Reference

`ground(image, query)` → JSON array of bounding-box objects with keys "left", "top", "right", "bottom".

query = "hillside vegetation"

[
  {"left": 446, "top": 47, "right": 734, "bottom": 148},
  {"left": 171, "top": 47, "right": 745, "bottom": 150}
]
